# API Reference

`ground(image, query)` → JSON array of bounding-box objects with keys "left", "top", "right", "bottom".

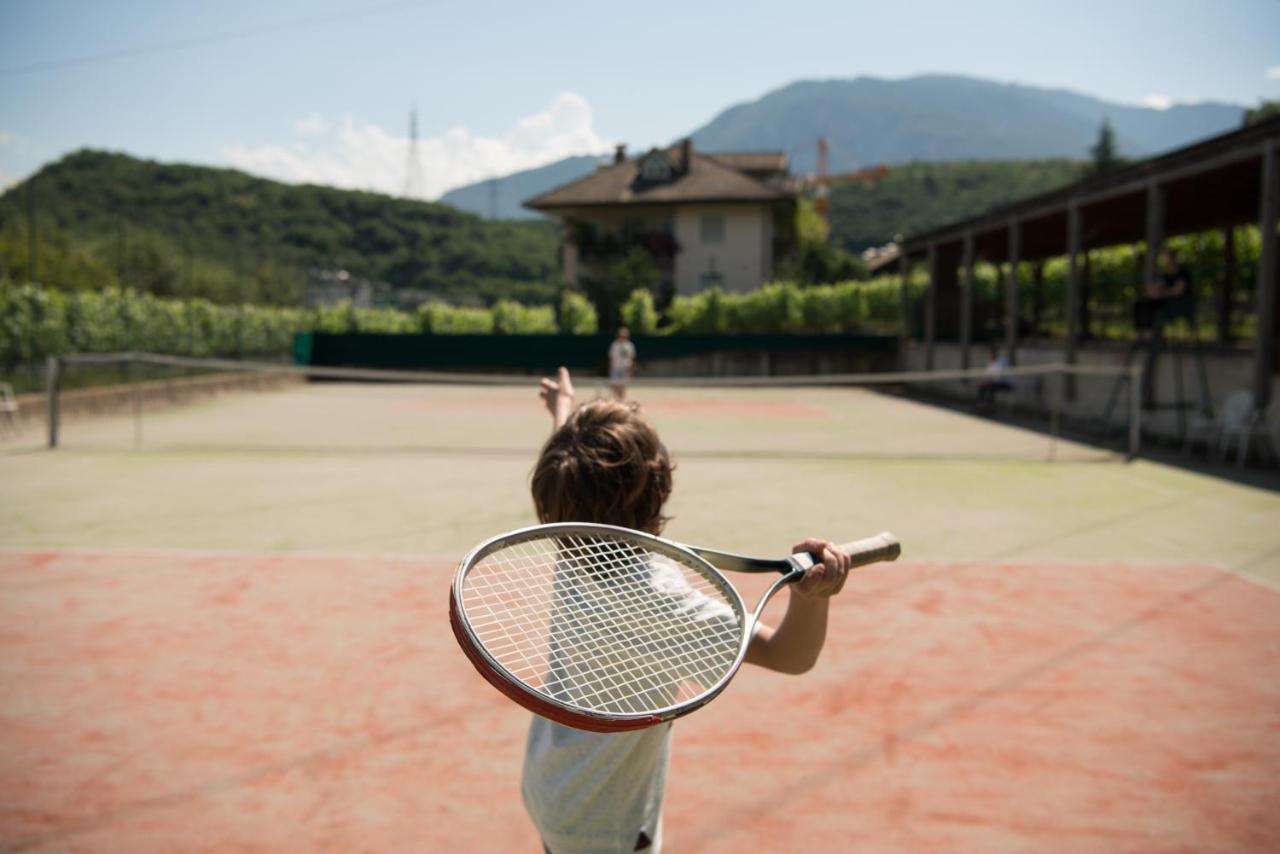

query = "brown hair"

[{"left": 531, "top": 399, "right": 673, "bottom": 534}]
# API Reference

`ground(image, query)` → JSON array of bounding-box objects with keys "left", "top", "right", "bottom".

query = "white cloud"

[
  {"left": 1267, "top": 66, "right": 1280, "bottom": 80},
  {"left": 222, "top": 92, "right": 610, "bottom": 200},
  {"left": 1141, "top": 94, "right": 1172, "bottom": 110},
  {"left": 294, "top": 113, "right": 330, "bottom": 136},
  {"left": 0, "top": 131, "right": 13, "bottom": 146}
]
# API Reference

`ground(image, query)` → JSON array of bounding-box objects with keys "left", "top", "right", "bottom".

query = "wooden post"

[
  {"left": 1080, "top": 250, "right": 1092, "bottom": 340},
  {"left": 1218, "top": 226, "right": 1236, "bottom": 343},
  {"left": 1143, "top": 181, "right": 1166, "bottom": 289},
  {"left": 1030, "top": 262, "right": 1044, "bottom": 338},
  {"left": 960, "top": 232, "right": 975, "bottom": 371},
  {"left": 1252, "top": 141, "right": 1278, "bottom": 413},
  {"left": 898, "top": 252, "right": 912, "bottom": 369},
  {"left": 1065, "top": 202, "right": 1082, "bottom": 400},
  {"left": 1005, "top": 219, "right": 1021, "bottom": 365},
  {"left": 925, "top": 243, "right": 937, "bottom": 370}
]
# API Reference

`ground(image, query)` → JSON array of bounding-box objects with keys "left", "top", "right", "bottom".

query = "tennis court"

[{"left": 2, "top": 377, "right": 1279, "bottom": 851}]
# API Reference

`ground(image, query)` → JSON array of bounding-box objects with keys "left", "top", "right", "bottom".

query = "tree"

[
  {"left": 581, "top": 248, "right": 658, "bottom": 332},
  {"left": 1089, "top": 119, "right": 1122, "bottom": 174},
  {"left": 1243, "top": 100, "right": 1280, "bottom": 127},
  {"left": 782, "top": 198, "right": 868, "bottom": 285}
]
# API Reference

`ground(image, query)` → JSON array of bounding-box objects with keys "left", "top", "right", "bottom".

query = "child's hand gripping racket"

[{"left": 449, "top": 523, "right": 900, "bottom": 732}]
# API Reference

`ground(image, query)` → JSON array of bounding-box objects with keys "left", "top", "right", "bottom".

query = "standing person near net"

[
  {"left": 523, "top": 367, "right": 853, "bottom": 854},
  {"left": 607, "top": 327, "right": 636, "bottom": 400}
]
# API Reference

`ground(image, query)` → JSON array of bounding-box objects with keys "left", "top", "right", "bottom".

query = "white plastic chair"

[
  {"left": 0, "top": 383, "right": 19, "bottom": 435},
  {"left": 1214, "top": 390, "right": 1253, "bottom": 465}
]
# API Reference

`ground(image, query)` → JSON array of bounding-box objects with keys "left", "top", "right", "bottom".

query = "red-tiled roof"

[
  {"left": 705, "top": 152, "right": 789, "bottom": 174},
  {"left": 525, "top": 144, "right": 794, "bottom": 210}
]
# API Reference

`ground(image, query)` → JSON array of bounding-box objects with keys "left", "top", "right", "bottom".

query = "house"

[{"left": 524, "top": 139, "right": 798, "bottom": 296}]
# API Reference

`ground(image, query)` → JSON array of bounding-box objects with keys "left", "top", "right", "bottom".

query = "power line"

[{"left": 0, "top": 0, "right": 430, "bottom": 77}]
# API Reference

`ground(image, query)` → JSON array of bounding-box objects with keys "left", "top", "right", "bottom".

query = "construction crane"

[
  {"left": 809, "top": 136, "right": 890, "bottom": 229},
  {"left": 814, "top": 137, "right": 832, "bottom": 222}
]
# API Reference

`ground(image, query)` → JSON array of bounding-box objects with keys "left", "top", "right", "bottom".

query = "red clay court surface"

[{"left": 1, "top": 550, "right": 1278, "bottom": 853}]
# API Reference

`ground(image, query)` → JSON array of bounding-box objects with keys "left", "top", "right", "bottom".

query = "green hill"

[
  {"left": 0, "top": 150, "right": 561, "bottom": 305},
  {"left": 828, "top": 159, "right": 1088, "bottom": 253},
  {"left": 0, "top": 150, "right": 1090, "bottom": 305}
]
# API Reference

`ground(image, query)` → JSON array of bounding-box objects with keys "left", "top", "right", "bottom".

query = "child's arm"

[
  {"left": 539, "top": 366, "right": 575, "bottom": 430},
  {"left": 744, "top": 539, "right": 852, "bottom": 675}
]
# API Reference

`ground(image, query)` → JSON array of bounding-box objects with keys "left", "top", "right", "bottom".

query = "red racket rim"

[{"left": 449, "top": 523, "right": 751, "bottom": 732}]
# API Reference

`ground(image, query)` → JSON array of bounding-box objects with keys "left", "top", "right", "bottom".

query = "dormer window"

[{"left": 639, "top": 153, "right": 673, "bottom": 183}]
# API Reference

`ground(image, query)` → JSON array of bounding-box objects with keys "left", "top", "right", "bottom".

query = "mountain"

[
  {"left": 440, "top": 74, "right": 1243, "bottom": 220},
  {"left": 690, "top": 75, "right": 1244, "bottom": 174},
  {"left": 828, "top": 159, "right": 1087, "bottom": 253},
  {"left": 0, "top": 150, "right": 561, "bottom": 305},
  {"left": 439, "top": 154, "right": 607, "bottom": 220}
]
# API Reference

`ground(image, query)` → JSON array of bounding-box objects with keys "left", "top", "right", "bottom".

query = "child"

[
  {"left": 607, "top": 326, "right": 636, "bottom": 401},
  {"left": 522, "top": 367, "right": 854, "bottom": 854}
]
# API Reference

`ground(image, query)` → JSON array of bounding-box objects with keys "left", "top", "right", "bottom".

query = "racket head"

[{"left": 450, "top": 523, "right": 750, "bottom": 732}]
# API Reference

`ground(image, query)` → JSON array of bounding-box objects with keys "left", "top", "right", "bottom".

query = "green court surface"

[
  {"left": 2, "top": 381, "right": 1277, "bottom": 580},
  {"left": 1, "top": 380, "right": 1278, "bottom": 852}
]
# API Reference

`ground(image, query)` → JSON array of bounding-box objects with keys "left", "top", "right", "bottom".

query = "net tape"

[
  {"left": 47, "top": 352, "right": 1143, "bottom": 460},
  {"left": 57, "top": 351, "right": 1140, "bottom": 388}
]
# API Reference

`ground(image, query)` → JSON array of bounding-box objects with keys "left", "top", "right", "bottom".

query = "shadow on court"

[{"left": 2, "top": 551, "right": 1276, "bottom": 852}]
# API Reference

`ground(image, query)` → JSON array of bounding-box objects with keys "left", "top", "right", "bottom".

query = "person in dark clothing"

[{"left": 1133, "top": 248, "right": 1192, "bottom": 340}]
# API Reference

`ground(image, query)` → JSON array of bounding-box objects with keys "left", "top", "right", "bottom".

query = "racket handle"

[{"left": 837, "top": 532, "right": 900, "bottom": 567}]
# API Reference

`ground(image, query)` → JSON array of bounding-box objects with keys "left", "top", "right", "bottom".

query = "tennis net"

[{"left": 33, "top": 352, "right": 1141, "bottom": 461}]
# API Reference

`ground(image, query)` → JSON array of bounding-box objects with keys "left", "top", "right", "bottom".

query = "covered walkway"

[{"left": 898, "top": 116, "right": 1279, "bottom": 455}]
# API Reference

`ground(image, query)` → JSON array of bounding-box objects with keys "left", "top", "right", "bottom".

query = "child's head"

[{"left": 531, "top": 399, "right": 672, "bottom": 534}]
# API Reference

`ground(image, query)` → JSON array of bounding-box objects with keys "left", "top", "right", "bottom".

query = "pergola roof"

[{"left": 901, "top": 115, "right": 1280, "bottom": 263}]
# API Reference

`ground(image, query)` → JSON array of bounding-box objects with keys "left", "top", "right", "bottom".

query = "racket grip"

[{"left": 838, "top": 532, "right": 901, "bottom": 567}]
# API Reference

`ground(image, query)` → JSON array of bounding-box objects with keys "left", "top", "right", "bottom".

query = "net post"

[
  {"left": 45, "top": 354, "right": 60, "bottom": 449},
  {"left": 129, "top": 353, "right": 143, "bottom": 448},
  {"left": 1047, "top": 366, "right": 1063, "bottom": 462},
  {"left": 1127, "top": 363, "right": 1143, "bottom": 461}
]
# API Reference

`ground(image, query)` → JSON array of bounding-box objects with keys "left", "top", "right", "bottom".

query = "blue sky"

[{"left": 1, "top": 0, "right": 1277, "bottom": 198}]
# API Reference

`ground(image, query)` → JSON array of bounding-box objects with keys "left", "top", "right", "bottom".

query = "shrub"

[
  {"left": 620, "top": 288, "right": 659, "bottom": 334},
  {"left": 558, "top": 290, "right": 598, "bottom": 334}
]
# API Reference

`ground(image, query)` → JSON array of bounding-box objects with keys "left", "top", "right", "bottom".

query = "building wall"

[
  {"left": 672, "top": 204, "right": 772, "bottom": 294},
  {"left": 553, "top": 207, "right": 675, "bottom": 287}
]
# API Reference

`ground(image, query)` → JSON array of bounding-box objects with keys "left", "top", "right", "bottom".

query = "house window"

[
  {"left": 640, "top": 154, "right": 672, "bottom": 182},
  {"left": 700, "top": 258, "right": 723, "bottom": 290},
  {"left": 700, "top": 216, "right": 725, "bottom": 244}
]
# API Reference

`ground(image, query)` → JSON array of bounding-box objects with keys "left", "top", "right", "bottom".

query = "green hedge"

[
  {"left": 0, "top": 284, "right": 575, "bottom": 365},
  {"left": 666, "top": 277, "right": 919, "bottom": 334},
  {"left": 2, "top": 276, "right": 918, "bottom": 367},
  {"left": 0, "top": 283, "right": 307, "bottom": 364}
]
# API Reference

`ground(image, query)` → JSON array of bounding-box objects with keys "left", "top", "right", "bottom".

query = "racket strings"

[{"left": 461, "top": 534, "right": 744, "bottom": 716}]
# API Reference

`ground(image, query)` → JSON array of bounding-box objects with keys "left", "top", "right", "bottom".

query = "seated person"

[
  {"left": 977, "top": 344, "right": 1014, "bottom": 411},
  {"left": 1133, "top": 248, "right": 1193, "bottom": 340}
]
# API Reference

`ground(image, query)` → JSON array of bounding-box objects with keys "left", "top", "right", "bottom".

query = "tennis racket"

[{"left": 449, "top": 523, "right": 900, "bottom": 733}]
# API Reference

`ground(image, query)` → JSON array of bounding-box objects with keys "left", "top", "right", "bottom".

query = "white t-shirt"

[
  {"left": 522, "top": 720, "right": 671, "bottom": 854},
  {"left": 521, "top": 554, "right": 740, "bottom": 854},
  {"left": 609, "top": 339, "right": 636, "bottom": 374},
  {"left": 985, "top": 355, "right": 1014, "bottom": 387}
]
